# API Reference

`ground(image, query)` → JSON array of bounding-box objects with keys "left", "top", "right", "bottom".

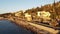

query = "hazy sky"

[{"left": 0, "top": 0, "right": 60, "bottom": 14}]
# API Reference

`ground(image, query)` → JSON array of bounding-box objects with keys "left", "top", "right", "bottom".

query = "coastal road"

[{"left": 8, "top": 17, "right": 59, "bottom": 34}]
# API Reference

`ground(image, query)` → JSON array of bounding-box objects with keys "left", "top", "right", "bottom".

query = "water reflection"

[{"left": 0, "top": 20, "right": 33, "bottom": 34}]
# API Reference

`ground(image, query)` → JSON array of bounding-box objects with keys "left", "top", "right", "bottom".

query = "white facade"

[{"left": 37, "top": 11, "right": 51, "bottom": 21}]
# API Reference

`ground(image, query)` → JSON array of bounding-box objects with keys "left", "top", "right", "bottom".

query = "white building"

[{"left": 37, "top": 11, "right": 51, "bottom": 22}]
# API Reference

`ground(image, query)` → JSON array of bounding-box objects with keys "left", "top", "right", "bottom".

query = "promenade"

[{"left": 7, "top": 17, "right": 59, "bottom": 34}]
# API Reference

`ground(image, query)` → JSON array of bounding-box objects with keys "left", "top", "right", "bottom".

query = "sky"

[{"left": 0, "top": 0, "right": 60, "bottom": 14}]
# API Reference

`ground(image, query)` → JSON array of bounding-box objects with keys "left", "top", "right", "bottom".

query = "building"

[{"left": 37, "top": 11, "right": 51, "bottom": 22}]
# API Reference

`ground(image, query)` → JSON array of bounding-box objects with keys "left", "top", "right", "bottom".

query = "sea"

[{"left": 0, "top": 20, "right": 33, "bottom": 34}]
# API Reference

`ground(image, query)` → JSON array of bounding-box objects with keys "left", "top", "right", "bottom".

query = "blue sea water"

[{"left": 0, "top": 20, "right": 33, "bottom": 34}]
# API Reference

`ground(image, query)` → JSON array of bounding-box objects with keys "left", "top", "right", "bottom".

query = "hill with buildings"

[
  {"left": 25, "top": 1, "right": 60, "bottom": 19},
  {"left": 0, "top": 1, "right": 60, "bottom": 27}
]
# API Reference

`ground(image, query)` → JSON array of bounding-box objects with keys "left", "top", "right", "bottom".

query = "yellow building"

[{"left": 25, "top": 13, "right": 32, "bottom": 21}]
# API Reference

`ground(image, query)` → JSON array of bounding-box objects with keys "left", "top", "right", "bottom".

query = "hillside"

[
  {"left": 1, "top": 1, "right": 60, "bottom": 18},
  {"left": 0, "top": 1, "right": 60, "bottom": 27},
  {"left": 25, "top": 1, "right": 60, "bottom": 19}
]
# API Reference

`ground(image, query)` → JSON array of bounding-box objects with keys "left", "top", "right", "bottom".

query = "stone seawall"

[
  {"left": 0, "top": 17, "right": 59, "bottom": 34},
  {"left": 7, "top": 17, "right": 59, "bottom": 34}
]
